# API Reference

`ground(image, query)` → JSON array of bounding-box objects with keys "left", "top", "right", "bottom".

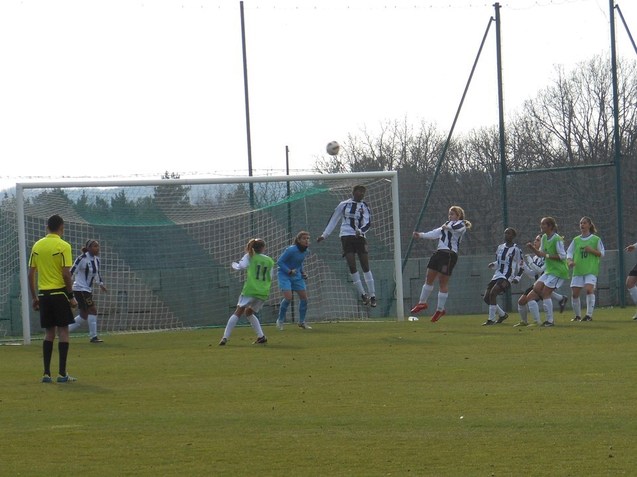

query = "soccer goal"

[{"left": 13, "top": 172, "right": 404, "bottom": 344}]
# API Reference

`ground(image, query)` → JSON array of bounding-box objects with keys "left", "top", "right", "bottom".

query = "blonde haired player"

[
  {"left": 519, "top": 217, "right": 569, "bottom": 327},
  {"left": 410, "top": 205, "right": 472, "bottom": 323}
]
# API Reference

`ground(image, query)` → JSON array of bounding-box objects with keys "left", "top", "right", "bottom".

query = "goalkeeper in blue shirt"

[{"left": 277, "top": 231, "right": 311, "bottom": 330}]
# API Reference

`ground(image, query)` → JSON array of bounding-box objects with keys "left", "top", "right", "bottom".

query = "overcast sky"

[{"left": 1, "top": 0, "right": 635, "bottom": 190}]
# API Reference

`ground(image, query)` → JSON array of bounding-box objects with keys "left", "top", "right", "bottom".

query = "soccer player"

[
  {"left": 276, "top": 231, "right": 311, "bottom": 330},
  {"left": 317, "top": 185, "right": 377, "bottom": 307},
  {"left": 482, "top": 228, "right": 524, "bottom": 326},
  {"left": 625, "top": 241, "right": 637, "bottom": 320},
  {"left": 567, "top": 216, "right": 605, "bottom": 322},
  {"left": 69, "top": 239, "right": 108, "bottom": 342},
  {"left": 514, "top": 234, "right": 569, "bottom": 327},
  {"left": 410, "top": 205, "right": 472, "bottom": 323},
  {"left": 219, "top": 238, "right": 273, "bottom": 346},
  {"left": 28, "top": 214, "right": 78, "bottom": 383},
  {"left": 518, "top": 217, "right": 569, "bottom": 327}
]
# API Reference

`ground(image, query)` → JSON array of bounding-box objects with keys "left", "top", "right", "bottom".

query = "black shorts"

[
  {"left": 486, "top": 278, "right": 511, "bottom": 295},
  {"left": 39, "top": 294, "right": 75, "bottom": 329},
  {"left": 427, "top": 250, "right": 458, "bottom": 276},
  {"left": 340, "top": 235, "right": 368, "bottom": 257},
  {"left": 629, "top": 263, "right": 637, "bottom": 277},
  {"left": 73, "top": 291, "right": 95, "bottom": 311}
]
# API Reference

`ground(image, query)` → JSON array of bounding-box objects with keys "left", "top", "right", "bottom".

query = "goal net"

[{"left": 8, "top": 172, "right": 403, "bottom": 343}]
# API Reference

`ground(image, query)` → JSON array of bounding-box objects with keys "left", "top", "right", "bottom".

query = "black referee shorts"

[{"left": 39, "top": 294, "right": 75, "bottom": 329}]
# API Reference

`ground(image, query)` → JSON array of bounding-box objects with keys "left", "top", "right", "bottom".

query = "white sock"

[
  {"left": 351, "top": 272, "right": 366, "bottom": 295},
  {"left": 88, "top": 314, "right": 98, "bottom": 338},
  {"left": 488, "top": 305, "right": 496, "bottom": 322},
  {"left": 518, "top": 304, "right": 528, "bottom": 323},
  {"left": 586, "top": 294, "right": 596, "bottom": 316},
  {"left": 223, "top": 314, "right": 239, "bottom": 339},
  {"left": 629, "top": 286, "right": 637, "bottom": 304},
  {"left": 543, "top": 298, "right": 554, "bottom": 323},
  {"left": 437, "top": 292, "right": 448, "bottom": 311},
  {"left": 572, "top": 297, "right": 582, "bottom": 318},
  {"left": 419, "top": 283, "right": 434, "bottom": 304},
  {"left": 247, "top": 314, "right": 264, "bottom": 337},
  {"left": 496, "top": 304, "right": 506, "bottom": 317},
  {"left": 551, "top": 291, "right": 564, "bottom": 302},
  {"left": 363, "top": 271, "right": 376, "bottom": 296},
  {"left": 528, "top": 300, "right": 540, "bottom": 324},
  {"left": 68, "top": 315, "right": 82, "bottom": 333}
]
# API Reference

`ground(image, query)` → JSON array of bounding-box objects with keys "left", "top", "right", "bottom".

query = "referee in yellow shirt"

[{"left": 28, "top": 214, "right": 78, "bottom": 383}]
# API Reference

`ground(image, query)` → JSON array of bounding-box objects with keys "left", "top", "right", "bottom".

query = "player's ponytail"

[{"left": 246, "top": 238, "right": 266, "bottom": 256}]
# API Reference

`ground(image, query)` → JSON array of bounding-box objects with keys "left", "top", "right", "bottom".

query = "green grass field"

[{"left": 2, "top": 309, "right": 637, "bottom": 476}]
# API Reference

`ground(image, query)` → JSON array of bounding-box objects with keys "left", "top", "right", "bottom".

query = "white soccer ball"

[
  {"left": 326, "top": 141, "right": 340, "bottom": 156},
  {"left": 408, "top": 316, "right": 419, "bottom": 322}
]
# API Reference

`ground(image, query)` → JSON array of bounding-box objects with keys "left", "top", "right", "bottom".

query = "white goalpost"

[{"left": 13, "top": 172, "right": 404, "bottom": 344}]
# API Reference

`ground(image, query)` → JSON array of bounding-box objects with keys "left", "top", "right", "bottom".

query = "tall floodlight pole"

[
  {"left": 494, "top": 3, "right": 511, "bottom": 311},
  {"left": 240, "top": 1, "right": 255, "bottom": 207},
  {"left": 494, "top": 3, "right": 507, "bottom": 228},
  {"left": 609, "top": 0, "right": 625, "bottom": 306}
]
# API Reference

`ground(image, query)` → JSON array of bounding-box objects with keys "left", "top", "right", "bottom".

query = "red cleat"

[
  {"left": 431, "top": 309, "right": 446, "bottom": 323},
  {"left": 410, "top": 303, "right": 428, "bottom": 314}
]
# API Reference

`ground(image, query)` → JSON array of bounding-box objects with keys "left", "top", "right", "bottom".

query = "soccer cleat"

[
  {"left": 513, "top": 321, "right": 529, "bottom": 327},
  {"left": 276, "top": 319, "right": 284, "bottom": 331},
  {"left": 431, "top": 309, "right": 446, "bottom": 323},
  {"left": 541, "top": 321, "right": 554, "bottom": 327},
  {"left": 218, "top": 337, "right": 227, "bottom": 346},
  {"left": 254, "top": 335, "right": 267, "bottom": 344},
  {"left": 410, "top": 303, "right": 428, "bottom": 314},
  {"left": 298, "top": 322, "right": 312, "bottom": 329},
  {"left": 361, "top": 294, "right": 370, "bottom": 305},
  {"left": 559, "top": 296, "right": 568, "bottom": 313},
  {"left": 370, "top": 296, "right": 377, "bottom": 308},
  {"left": 90, "top": 336, "right": 103, "bottom": 343},
  {"left": 56, "top": 374, "right": 77, "bottom": 383},
  {"left": 633, "top": 313, "right": 637, "bottom": 321},
  {"left": 582, "top": 315, "right": 592, "bottom": 322},
  {"left": 482, "top": 320, "right": 495, "bottom": 326},
  {"left": 496, "top": 313, "right": 509, "bottom": 324},
  {"left": 571, "top": 316, "right": 581, "bottom": 322},
  {"left": 41, "top": 374, "right": 52, "bottom": 383}
]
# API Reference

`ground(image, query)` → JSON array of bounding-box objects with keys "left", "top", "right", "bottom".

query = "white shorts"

[
  {"left": 537, "top": 273, "right": 565, "bottom": 290},
  {"left": 236, "top": 295, "right": 265, "bottom": 312},
  {"left": 570, "top": 274, "right": 597, "bottom": 288}
]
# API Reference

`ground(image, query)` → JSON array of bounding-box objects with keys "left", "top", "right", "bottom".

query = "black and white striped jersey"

[
  {"left": 417, "top": 220, "right": 467, "bottom": 254},
  {"left": 321, "top": 198, "right": 372, "bottom": 239},
  {"left": 71, "top": 252, "right": 103, "bottom": 292},
  {"left": 490, "top": 242, "right": 524, "bottom": 282}
]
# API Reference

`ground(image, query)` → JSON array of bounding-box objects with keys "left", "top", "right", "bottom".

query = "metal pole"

[
  {"left": 494, "top": 3, "right": 511, "bottom": 311},
  {"left": 17, "top": 184, "right": 32, "bottom": 344},
  {"left": 240, "top": 1, "right": 255, "bottom": 208},
  {"left": 285, "top": 145, "right": 295, "bottom": 322},
  {"left": 609, "top": 0, "right": 626, "bottom": 306},
  {"left": 494, "top": 3, "right": 507, "bottom": 228}
]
